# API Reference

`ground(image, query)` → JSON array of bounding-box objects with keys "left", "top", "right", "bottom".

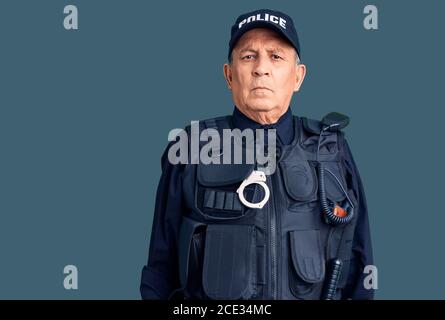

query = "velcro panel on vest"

[{"left": 202, "top": 224, "right": 256, "bottom": 299}]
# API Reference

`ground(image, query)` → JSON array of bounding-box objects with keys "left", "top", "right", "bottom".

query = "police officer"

[{"left": 140, "top": 9, "right": 374, "bottom": 300}]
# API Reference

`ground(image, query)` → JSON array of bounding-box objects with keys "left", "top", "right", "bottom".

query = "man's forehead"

[
  {"left": 234, "top": 28, "right": 294, "bottom": 50},
  {"left": 239, "top": 46, "right": 287, "bottom": 53}
]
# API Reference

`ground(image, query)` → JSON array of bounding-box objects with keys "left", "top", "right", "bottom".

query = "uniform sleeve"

[
  {"left": 341, "top": 138, "right": 375, "bottom": 300},
  {"left": 140, "top": 143, "right": 185, "bottom": 299}
]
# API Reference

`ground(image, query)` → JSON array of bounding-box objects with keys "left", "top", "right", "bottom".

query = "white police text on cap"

[{"left": 238, "top": 13, "right": 287, "bottom": 30}]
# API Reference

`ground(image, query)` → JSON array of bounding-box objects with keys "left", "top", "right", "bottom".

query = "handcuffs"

[{"left": 236, "top": 170, "right": 270, "bottom": 209}]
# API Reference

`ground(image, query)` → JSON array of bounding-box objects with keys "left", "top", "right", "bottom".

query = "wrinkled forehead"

[{"left": 233, "top": 28, "right": 296, "bottom": 54}]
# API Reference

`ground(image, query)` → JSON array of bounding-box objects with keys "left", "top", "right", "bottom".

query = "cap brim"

[{"left": 229, "top": 21, "right": 298, "bottom": 57}]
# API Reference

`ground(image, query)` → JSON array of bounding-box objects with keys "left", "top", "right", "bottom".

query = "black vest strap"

[{"left": 203, "top": 116, "right": 233, "bottom": 131}]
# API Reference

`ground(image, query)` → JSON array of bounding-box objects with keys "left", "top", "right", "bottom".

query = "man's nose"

[{"left": 252, "top": 56, "right": 271, "bottom": 77}]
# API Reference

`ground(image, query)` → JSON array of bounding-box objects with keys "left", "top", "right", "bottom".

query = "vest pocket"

[
  {"left": 288, "top": 229, "right": 326, "bottom": 299},
  {"left": 281, "top": 161, "right": 318, "bottom": 202},
  {"left": 202, "top": 224, "right": 256, "bottom": 299},
  {"left": 280, "top": 161, "right": 318, "bottom": 213}
]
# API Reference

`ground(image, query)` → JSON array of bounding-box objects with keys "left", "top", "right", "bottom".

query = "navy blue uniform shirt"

[{"left": 140, "top": 106, "right": 374, "bottom": 299}]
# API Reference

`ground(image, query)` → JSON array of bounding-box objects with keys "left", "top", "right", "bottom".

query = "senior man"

[{"left": 140, "top": 9, "right": 374, "bottom": 300}]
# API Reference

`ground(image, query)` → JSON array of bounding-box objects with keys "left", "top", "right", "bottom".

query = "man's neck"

[
  {"left": 238, "top": 107, "right": 288, "bottom": 125},
  {"left": 232, "top": 106, "right": 295, "bottom": 145}
]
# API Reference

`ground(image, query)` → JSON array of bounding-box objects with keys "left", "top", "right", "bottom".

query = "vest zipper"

[
  {"left": 268, "top": 171, "right": 279, "bottom": 299},
  {"left": 272, "top": 162, "right": 282, "bottom": 299}
]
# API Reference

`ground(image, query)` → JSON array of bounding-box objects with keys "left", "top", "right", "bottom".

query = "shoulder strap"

[
  {"left": 203, "top": 115, "right": 233, "bottom": 131},
  {"left": 301, "top": 116, "right": 323, "bottom": 134},
  {"left": 301, "top": 112, "right": 350, "bottom": 135},
  {"left": 201, "top": 116, "right": 233, "bottom": 146}
]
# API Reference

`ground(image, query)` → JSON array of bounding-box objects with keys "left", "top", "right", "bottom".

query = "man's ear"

[
  {"left": 223, "top": 63, "right": 233, "bottom": 90},
  {"left": 293, "top": 64, "right": 307, "bottom": 92}
]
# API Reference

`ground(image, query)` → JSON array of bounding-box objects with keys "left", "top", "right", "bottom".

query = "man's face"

[{"left": 224, "top": 28, "right": 306, "bottom": 122}]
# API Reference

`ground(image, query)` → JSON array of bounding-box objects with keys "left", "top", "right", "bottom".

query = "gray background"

[{"left": 1, "top": 0, "right": 443, "bottom": 299}]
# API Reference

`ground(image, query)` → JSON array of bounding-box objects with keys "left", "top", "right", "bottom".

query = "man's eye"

[
  {"left": 272, "top": 54, "right": 282, "bottom": 60},
  {"left": 242, "top": 55, "right": 255, "bottom": 60}
]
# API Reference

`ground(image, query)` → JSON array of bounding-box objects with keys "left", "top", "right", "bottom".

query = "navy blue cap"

[{"left": 228, "top": 9, "right": 301, "bottom": 60}]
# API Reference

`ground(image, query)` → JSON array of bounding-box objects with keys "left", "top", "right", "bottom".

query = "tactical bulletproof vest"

[{"left": 177, "top": 115, "right": 358, "bottom": 300}]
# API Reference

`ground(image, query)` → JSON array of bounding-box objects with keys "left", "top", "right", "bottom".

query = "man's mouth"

[{"left": 251, "top": 86, "right": 272, "bottom": 92}]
